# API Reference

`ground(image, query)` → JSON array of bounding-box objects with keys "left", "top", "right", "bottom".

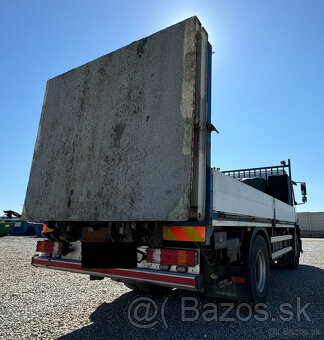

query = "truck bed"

[{"left": 213, "top": 170, "right": 296, "bottom": 224}]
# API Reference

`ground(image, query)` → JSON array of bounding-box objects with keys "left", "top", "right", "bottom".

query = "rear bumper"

[{"left": 32, "top": 256, "right": 202, "bottom": 291}]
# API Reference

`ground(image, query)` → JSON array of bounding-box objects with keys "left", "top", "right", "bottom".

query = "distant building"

[{"left": 297, "top": 212, "right": 324, "bottom": 237}]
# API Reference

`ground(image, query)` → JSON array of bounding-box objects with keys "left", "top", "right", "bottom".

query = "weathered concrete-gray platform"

[{"left": 24, "top": 17, "right": 205, "bottom": 221}]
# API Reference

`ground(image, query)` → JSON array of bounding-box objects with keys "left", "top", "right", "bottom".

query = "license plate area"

[{"left": 81, "top": 242, "right": 137, "bottom": 268}]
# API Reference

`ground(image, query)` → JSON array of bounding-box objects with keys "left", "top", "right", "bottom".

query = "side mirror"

[
  {"left": 294, "top": 181, "right": 307, "bottom": 205},
  {"left": 301, "top": 182, "right": 307, "bottom": 203}
]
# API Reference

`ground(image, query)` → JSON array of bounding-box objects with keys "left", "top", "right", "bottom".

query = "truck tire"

[
  {"left": 287, "top": 239, "right": 300, "bottom": 269},
  {"left": 278, "top": 238, "right": 300, "bottom": 269},
  {"left": 249, "top": 235, "right": 270, "bottom": 302},
  {"left": 123, "top": 281, "right": 172, "bottom": 295}
]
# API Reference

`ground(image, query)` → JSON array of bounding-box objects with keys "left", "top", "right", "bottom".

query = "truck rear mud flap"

[
  {"left": 203, "top": 265, "right": 250, "bottom": 301},
  {"left": 32, "top": 256, "right": 203, "bottom": 291}
]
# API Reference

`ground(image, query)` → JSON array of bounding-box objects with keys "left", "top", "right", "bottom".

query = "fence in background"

[{"left": 297, "top": 212, "right": 324, "bottom": 237}]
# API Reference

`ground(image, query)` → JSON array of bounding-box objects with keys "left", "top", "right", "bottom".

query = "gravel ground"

[{"left": 0, "top": 237, "right": 323, "bottom": 340}]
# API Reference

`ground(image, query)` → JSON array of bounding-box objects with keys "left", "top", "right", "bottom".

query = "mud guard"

[{"left": 203, "top": 264, "right": 250, "bottom": 301}]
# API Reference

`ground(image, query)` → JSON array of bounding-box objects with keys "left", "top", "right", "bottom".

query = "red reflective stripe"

[
  {"left": 193, "top": 227, "right": 206, "bottom": 240},
  {"left": 168, "top": 227, "right": 191, "bottom": 241},
  {"left": 33, "top": 258, "right": 80, "bottom": 270},
  {"left": 231, "top": 276, "right": 246, "bottom": 284},
  {"left": 32, "top": 258, "right": 196, "bottom": 287},
  {"left": 164, "top": 226, "right": 205, "bottom": 241}
]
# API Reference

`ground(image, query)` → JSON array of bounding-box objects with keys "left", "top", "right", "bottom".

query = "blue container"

[
  {"left": 33, "top": 223, "right": 44, "bottom": 238},
  {"left": 10, "top": 221, "right": 36, "bottom": 236}
]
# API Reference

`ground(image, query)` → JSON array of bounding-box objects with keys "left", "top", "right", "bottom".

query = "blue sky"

[{"left": 0, "top": 0, "right": 323, "bottom": 214}]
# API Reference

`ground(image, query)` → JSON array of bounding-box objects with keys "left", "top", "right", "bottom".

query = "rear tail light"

[
  {"left": 147, "top": 248, "right": 198, "bottom": 267},
  {"left": 36, "top": 241, "right": 62, "bottom": 254}
]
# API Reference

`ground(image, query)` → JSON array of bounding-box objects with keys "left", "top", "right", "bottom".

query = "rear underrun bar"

[{"left": 32, "top": 256, "right": 202, "bottom": 291}]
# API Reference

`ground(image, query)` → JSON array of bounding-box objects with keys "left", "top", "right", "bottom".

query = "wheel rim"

[{"left": 255, "top": 250, "right": 266, "bottom": 292}]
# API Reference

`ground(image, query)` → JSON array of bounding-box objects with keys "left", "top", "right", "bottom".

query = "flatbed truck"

[{"left": 25, "top": 17, "right": 307, "bottom": 302}]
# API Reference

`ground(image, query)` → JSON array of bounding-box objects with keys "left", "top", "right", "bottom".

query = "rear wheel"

[{"left": 249, "top": 235, "right": 270, "bottom": 302}]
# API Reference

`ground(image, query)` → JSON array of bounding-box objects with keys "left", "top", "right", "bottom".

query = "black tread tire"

[
  {"left": 286, "top": 239, "right": 300, "bottom": 269},
  {"left": 249, "top": 235, "right": 270, "bottom": 303},
  {"left": 277, "top": 238, "right": 300, "bottom": 269}
]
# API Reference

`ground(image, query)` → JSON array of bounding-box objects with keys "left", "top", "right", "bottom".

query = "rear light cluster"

[
  {"left": 146, "top": 248, "right": 198, "bottom": 267},
  {"left": 36, "top": 241, "right": 62, "bottom": 254}
]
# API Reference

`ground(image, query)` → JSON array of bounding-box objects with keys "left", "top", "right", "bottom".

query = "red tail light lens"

[
  {"left": 36, "top": 241, "right": 62, "bottom": 254},
  {"left": 146, "top": 248, "right": 197, "bottom": 267}
]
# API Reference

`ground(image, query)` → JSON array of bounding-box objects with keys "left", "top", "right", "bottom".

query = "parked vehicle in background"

[
  {"left": 0, "top": 219, "right": 14, "bottom": 236},
  {"left": 2, "top": 210, "right": 43, "bottom": 237}
]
